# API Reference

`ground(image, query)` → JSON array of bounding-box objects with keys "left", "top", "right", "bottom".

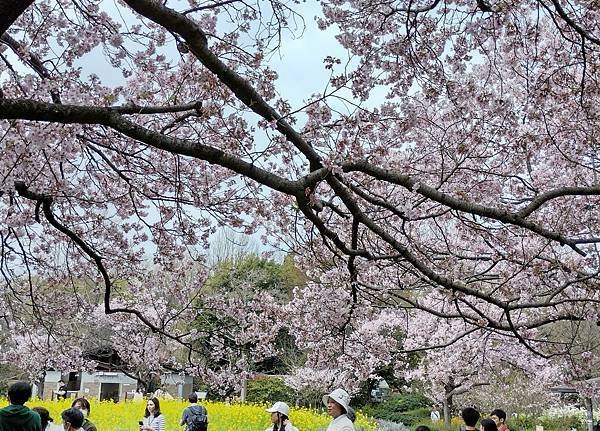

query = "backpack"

[{"left": 187, "top": 406, "right": 208, "bottom": 431}]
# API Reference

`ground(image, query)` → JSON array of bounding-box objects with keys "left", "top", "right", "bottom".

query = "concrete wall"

[
  {"left": 42, "top": 371, "right": 137, "bottom": 401},
  {"left": 41, "top": 371, "right": 194, "bottom": 401},
  {"left": 162, "top": 373, "right": 194, "bottom": 399}
]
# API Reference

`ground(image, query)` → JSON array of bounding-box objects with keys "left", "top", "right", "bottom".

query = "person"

[
  {"left": 141, "top": 397, "right": 165, "bottom": 431},
  {"left": 71, "top": 398, "right": 97, "bottom": 431},
  {"left": 430, "top": 408, "right": 441, "bottom": 422},
  {"left": 264, "top": 401, "right": 298, "bottom": 431},
  {"left": 180, "top": 392, "right": 209, "bottom": 431},
  {"left": 56, "top": 380, "right": 68, "bottom": 401},
  {"left": 480, "top": 418, "right": 499, "bottom": 431},
  {"left": 490, "top": 409, "right": 509, "bottom": 431},
  {"left": 32, "top": 407, "right": 63, "bottom": 431},
  {"left": 61, "top": 408, "right": 84, "bottom": 431},
  {"left": 0, "top": 381, "right": 42, "bottom": 431},
  {"left": 153, "top": 386, "right": 173, "bottom": 399},
  {"left": 322, "top": 389, "right": 355, "bottom": 431},
  {"left": 416, "top": 426, "right": 432, "bottom": 431},
  {"left": 461, "top": 407, "right": 480, "bottom": 431}
]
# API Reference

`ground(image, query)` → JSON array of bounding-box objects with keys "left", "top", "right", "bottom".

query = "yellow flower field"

[{"left": 0, "top": 398, "right": 376, "bottom": 431}]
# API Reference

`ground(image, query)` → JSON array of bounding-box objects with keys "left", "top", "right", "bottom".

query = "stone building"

[{"left": 40, "top": 370, "right": 194, "bottom": 402}]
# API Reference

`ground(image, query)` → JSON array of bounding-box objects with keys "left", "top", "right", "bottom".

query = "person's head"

[
  {"left": 490, "top": 410, "right": 507, "bottom": 426},
  {"left": 61, "top": 408, "right": 84, "bottom": 431},
  {"left": 322, "top": 389, "right": 351, "bottom": 419},
  {"left": 481, "top": 418, "right": 499, "bottom": 431},
  {"left": 266, "top": 401, "right": 290, "bottom": 425},
  {"left": 33, "top": 407, "right": 53, "bottom": 429},
  {"left": 71, "top": 398, "right": 91, "bottom": 418},
  {"left": 415, "top": 426, "right": 431, "bottom": 431},
  {"left": 145, "top": 397, "right": 161, "bottom": 417},
  {"left": 7, "top": 381, "right": 32, "bottom": 405},
  {"left": 462, "top": 407, "right": 480, "bottom": 428},
  {"left": 188, "top": 392, "right": 198, "bottom": 403}
]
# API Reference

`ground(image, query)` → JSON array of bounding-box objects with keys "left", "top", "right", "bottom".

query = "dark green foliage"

[
  {"left": 362, "top": 393, "right": 433, "bottom": 424},
  {"left": 205, "top": 254, "right": 287, "bottom": 296},
  {"left": 539, "top": 415, "right": 584, "bottom": 431},
  {"left": 508, "top": 415, "right": 536, "bottom": 431},
  {"left": 246, "top": 376, "right": 297, "bottom": 404},
  {"left": 396, "top": 408, "right": 433, "bottom": 426}
]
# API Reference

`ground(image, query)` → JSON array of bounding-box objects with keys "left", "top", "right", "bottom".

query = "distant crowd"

[
  {"left": 0, "top": 381, "right": 355, "bottom": 431},
  {"left": 0, "top": 381, "right": 541, "bottom": 431},
  {"left": 423, "top": 406, "right": 509, "bottom": 431}
]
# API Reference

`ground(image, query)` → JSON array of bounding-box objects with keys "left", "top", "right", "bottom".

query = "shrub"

[
  {"left": 396, "top": 408, "right": 432, "bottom": 426},
  {"left": 246, "top": 376, "right": 297, "bottom": 404},
  {"left": 539, "top": 415, "right": 584, "bottom": 431},
  {"left": 362, "top": 393, "right": 432, "bottom": 424}
]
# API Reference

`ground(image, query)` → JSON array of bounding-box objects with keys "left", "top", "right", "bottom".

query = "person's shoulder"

[{"left": 340, "top": 416, "right": 355, "bottom": 431}]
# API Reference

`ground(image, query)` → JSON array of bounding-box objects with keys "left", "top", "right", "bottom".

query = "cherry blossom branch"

[
  {"left": 13, "top": 181, "right": 204, "bottom": 352},
  {"left": 546, "top": 0, "right": 600, "bottom": 46},
  {"left": 112, "top": 101, "right": 203, "bottom": 115},
  {"left": 0, "top": 34, "right": 61, "bottom": 103},
  {"left": 121, "top": 0, "right": 323, "bottom": 168},
  {"left": 341, "top": 161, "right": 599, "bottom": 255},
  {"left": 183, "top": 0, "right": 243, "bottom": 14},
  {"left": 0, "top": 98, "right": 300, "bottom": 195},
  {"left": 517, "top": 185, "right": 600, "bottom": 217}
]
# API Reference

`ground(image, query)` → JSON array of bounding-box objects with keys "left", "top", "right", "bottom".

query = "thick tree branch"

[
  {"left": 518, "top": 185, "right": 600, "bottom": 217},
  {"left": 342, "top": 161, "right": 600, "bottom": 255},
  {"left": 0, "top": 98, "right": 300, "bottom": 195},
  {"left": 121, "top": 0, "right": 323, "bottom": 169},
  {"left": 547, "top": 0, "right": 600, "bottom": 46},
  {"left": 0, "top": 0, "right": 35, "bottom": 36}
]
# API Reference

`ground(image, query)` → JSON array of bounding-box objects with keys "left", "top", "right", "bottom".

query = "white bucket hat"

[
  {"left": 322, "top": 388, "right": 351, "bottom": 413},
  {"left": 266, "top": 401, "right": 290, "bottom": 416}
]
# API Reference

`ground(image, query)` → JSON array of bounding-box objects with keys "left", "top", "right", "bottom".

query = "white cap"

[
  {"left": 322, "top": 388, "right": 351, "bottom": 413},
  {"left": 266, "top": 401, "right": 290, "bottom": 416}
]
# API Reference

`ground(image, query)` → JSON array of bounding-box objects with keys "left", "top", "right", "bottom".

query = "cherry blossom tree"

[{"left": 1, "top": 0, "right": 599, "bottom": 391}]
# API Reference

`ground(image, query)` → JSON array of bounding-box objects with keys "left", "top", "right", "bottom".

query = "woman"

[
  {"left": 71, "top": 398, "right": 97, "bottom": 431},
  {"left": 32, "top": 407, "right": 62, "bottom": 431},
  {"left": 265, "top": 401, "right": 298, "bottom": 431},
  {"left": 481, "top": 418, "right": 499, "bottom": 431},
  {"left": 322, "top": 389, "right": 355, "bottom": 431},
  {"left": 141, "top": 397, "right": 165, "bottom": 431}
]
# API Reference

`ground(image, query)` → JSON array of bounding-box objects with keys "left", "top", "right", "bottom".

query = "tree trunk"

[
  {"left": 443, "top": 395, "right": 452, "bottom": 429},
  {"left": 240, "top": 377, "right": 247, "bottom": 402},
  {"left": 584, "top": 397, "right": 593, "bottom": 431}
]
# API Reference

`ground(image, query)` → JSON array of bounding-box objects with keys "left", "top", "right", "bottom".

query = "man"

[
  {"left": 62, "top": 408, "right": 84, "bottom": 431},
  {"left": 430, "top": 407, "right": 441, "bottom": 422},
  {"left": 56, "top": 380, "right": 68, "bottom": 400},
  {"left": 490, "top": 409, "right": 510, "bottom": 431},
  {"left": 0, "top": 381, "right": 42, "bottom": 431},
  {"left": 461, "top": 407, "right": 480, "bottom": 431},
  {"left": 180, "top": 392, "right": 208, "bottom": 431}
]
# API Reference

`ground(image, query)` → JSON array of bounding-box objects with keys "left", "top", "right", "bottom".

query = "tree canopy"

[{"left": 0, "top": 0, "right": 599, "bottom": 394}]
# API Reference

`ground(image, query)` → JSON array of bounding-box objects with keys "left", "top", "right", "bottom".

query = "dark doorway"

[{"left": 100, "top": 383, "right": 120, "bottom": 402}]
